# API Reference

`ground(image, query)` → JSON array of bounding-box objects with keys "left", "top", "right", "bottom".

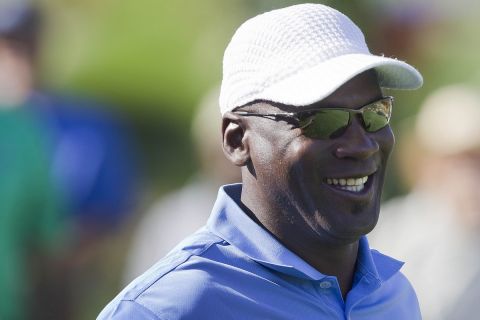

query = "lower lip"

[{"left": 324, "top": 174, "right": 375, "bottom": 200}]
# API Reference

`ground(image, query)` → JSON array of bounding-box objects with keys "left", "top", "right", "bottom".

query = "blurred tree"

[{"left": 41, "top": 0, "right": 248, "bottom": 120}]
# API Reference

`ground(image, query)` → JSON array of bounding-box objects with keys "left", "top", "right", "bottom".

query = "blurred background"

[{"left": 1, "top": 0, "right": 480, "bottom": 319}]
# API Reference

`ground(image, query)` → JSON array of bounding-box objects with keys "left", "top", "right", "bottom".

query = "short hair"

[{"left": 0, "top": 4, "right": 41, "bottom": 57}]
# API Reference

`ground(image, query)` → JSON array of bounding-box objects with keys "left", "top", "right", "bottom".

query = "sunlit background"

[
  {"left": 2, "top": 0, "right": 480, "bottom": 319},
  {"left": 40, "top": 0, "right": 480, "bottom": 193}
]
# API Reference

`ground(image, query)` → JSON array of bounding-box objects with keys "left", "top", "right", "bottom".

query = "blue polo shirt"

[{"left": 98, "top": 184, "right": 421, "bottom": 319}]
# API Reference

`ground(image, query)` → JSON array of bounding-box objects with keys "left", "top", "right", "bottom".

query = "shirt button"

[{"left": 319, "top": 281, "right": 332, "bottom": 289}]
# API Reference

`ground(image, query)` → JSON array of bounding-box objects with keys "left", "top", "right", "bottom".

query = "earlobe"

[{"left": 222, "top": 112, "right": 250, "bottom": 166}]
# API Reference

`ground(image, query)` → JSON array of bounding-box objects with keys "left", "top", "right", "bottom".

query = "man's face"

[{"left": 243, "top": 71, "right": 394, "bottom": 244}]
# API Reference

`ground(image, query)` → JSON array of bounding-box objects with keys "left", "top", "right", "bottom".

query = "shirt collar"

[
  {"left": 207, "top": 184, "right": 403, "bottom": 283},
  {"left": 355, "top": 236, "right": 404, "bottom": 283}
]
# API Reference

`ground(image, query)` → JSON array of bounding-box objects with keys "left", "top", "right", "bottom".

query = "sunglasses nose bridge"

[{"left": 349, "top": 110, "right": 366, "bottom": 129}]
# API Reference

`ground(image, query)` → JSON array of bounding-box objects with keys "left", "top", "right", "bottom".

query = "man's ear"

[{"left": 222, "top": 112, "right": 250, "bottom": 167}]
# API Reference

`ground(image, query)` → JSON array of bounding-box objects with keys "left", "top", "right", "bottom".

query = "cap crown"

[{"left": 220, "top": 4, "right": 369, "bottom": 113}]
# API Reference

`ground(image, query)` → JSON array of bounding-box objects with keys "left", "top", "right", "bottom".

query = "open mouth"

[{"left": 325, "top": 174, "right": 373, "bottom": 193}]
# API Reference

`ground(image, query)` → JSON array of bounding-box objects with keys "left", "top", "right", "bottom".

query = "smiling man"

[{"left": 99, "top": 4, "right": 423, "bottom": 319}]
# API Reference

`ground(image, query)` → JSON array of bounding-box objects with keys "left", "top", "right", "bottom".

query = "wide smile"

[{"left": 324, "top": 173, "right": 375, "bottom": 195}]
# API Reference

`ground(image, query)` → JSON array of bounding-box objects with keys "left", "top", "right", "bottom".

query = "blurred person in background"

[
  {"left": 0, "top": 1, "right": 140, "bottom": 318},
  {"left": 123, "top": 86, "right": 240, "bottom": 283},
  {"left": 0, "top": 2, "right": 65, "bottom": 319},
  {"left": 369, "top": 85, "right": 480, "bottom": 320}
]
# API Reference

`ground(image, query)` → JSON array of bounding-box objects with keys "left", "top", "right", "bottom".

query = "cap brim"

[{"left": 259, "top": 53, "right": 423, "bottom": 107}]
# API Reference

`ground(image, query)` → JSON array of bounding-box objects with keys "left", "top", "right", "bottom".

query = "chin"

[{"left": 310, "top": 204, "right": 380, "bottom": 244}]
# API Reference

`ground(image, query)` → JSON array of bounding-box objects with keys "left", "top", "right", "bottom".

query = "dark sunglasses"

[{"left": 234, "top": 96, "right": 393, "bottom": 139}]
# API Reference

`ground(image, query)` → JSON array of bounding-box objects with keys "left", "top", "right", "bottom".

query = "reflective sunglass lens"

[
  {"left": 363, "top": 110, "right": 388, "bottom": 132},
  {"left": 362, "top": 100, "right": 391, "bottom": 132},
  {"left": 300, "top": 98, "right": 392, "bottom": 138},
  {"left": 301, "top": 110, "right": 350, "bottom": 139}
]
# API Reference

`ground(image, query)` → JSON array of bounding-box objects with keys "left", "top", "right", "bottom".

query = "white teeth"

[
  {"left": 325, "top": 175, "right": 370, "bottom": 192},
  {"left": 339, "top": 185, "right": 364, "bottom": 192}
]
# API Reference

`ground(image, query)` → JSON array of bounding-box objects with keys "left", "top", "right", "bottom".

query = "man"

[{"left": 99, "top": 4, "right": 422, "bottom": 319}]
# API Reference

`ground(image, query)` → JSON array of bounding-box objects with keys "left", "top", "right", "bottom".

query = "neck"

[{"left": 288, "top": 238, "right": 359, "bottom": 299}]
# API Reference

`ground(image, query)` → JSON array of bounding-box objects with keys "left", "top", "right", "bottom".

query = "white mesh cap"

[{"left": 219, "top": 3, "right": 423, "bottom": 115}]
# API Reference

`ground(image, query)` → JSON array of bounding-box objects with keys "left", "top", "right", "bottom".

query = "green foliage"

[{"left": 41, "top": 0, "right": 248, "bottom": 120}]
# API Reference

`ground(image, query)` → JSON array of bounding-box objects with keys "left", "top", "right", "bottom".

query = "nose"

[{"left": 333, "top": 116, "right": 379, "bottom": 160}]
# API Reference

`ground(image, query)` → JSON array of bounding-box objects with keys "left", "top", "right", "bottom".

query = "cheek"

[
  {"left": 248, "top": 133, "right": 292, "bottom": 183},
  {"left": 252, "top": 142, "right": 275, "bottom": 168},
  {"left": 254, "top": 139, "right": 312, "bottom": 189},
  {"left": 287, "top": 140, "right": 332, "bottom": 188},
  {"left": 248, "top": 130, "right": 279, "bottom": 167},
  {"left": 378, "top": 127, "right": 395, "bottom": 161}
]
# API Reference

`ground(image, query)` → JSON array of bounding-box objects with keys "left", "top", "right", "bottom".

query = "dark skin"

[{"left": 222, "top": 70, "right": 395, "bottom": 299}]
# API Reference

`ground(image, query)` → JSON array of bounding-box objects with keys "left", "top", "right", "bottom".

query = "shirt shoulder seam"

[
  {"left": 130, "top": 233, "right": 226, "bottom": 300},
  {"left": 119, "top": 299, "right": 162, "bottom": 319}
]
